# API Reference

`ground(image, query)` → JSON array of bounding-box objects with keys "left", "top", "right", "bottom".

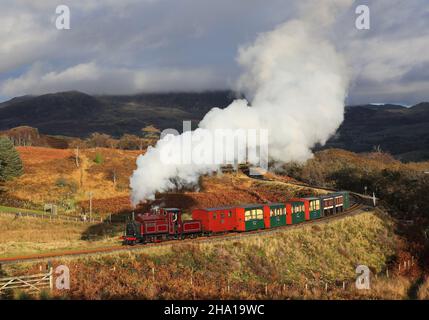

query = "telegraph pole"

[
  {"left": 75, "top": 146, "right": 80, "bottom": 168},
  {"left": 89, "top": 191, "right": 93, "bottom": 222}
]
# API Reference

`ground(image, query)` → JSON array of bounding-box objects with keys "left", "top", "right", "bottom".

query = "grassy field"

[
  {"left": 0, "top": 215, "right": 123, "bottom": 258},
  {"left": 2, "top": 211, "right": 406, "bottom": 299},
  {"left": 1, "top": 147, "right": 140, "bottom": 216},
  {"left": 0, "top": 206, "right": 44, "bottom": 215}
]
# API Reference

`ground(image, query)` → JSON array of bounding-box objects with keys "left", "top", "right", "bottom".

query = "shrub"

[
  {"left": 94, "top": 153, "right": 104, "bottom": 164},
  {"left": 55, "top": 177, "right": 78, "bottom": 193},
  {"left": 0, "top": 136, "right": 24, "bottom": 181}
]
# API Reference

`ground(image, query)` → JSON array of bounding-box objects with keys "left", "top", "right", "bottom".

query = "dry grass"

[
  {"left": 0, "top": 215, "right": 122, "bottom": 258},
  {"left": 2, "top": 211, "right": 402, "bottom": 299},
  {"left": 3, "top": 147, "right": 141, "bottom": 213},
  {"left": 417, "top": 276, "right": 429, "bottom": 299}
]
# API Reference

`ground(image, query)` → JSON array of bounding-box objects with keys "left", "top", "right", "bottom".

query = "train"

[{"left": 122, "top": 191, "right": 350, "bottom": 245}]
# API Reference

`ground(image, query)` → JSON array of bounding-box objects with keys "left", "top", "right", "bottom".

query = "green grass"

[{"left": 0, "top": 205, "right": 44, "bottom": 215}]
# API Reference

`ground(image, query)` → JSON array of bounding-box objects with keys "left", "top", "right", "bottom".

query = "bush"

[
  {"left": 55, "top": 177, "right": 78, "bottom": 193},
  {"left": 94, "top": 153, "right": 104, "bottom": 164},
  {"left": 0, "top": 136, "right": 23, "bottom": 181}
]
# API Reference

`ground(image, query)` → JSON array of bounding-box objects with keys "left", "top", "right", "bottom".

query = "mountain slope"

[
  {"left": 1, "top": 91, "right": 429, "bottom": 160},
  {"left": 0, "top": 91, "right": 240, "bottom": 137},
  {"left": 325, "top": 102, "right": 429, "bottom": 161}
]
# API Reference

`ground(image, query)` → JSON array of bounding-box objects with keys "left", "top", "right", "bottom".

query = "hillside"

[
  {"left": 0, "top": 147, "right": 427, "bottom": 299},
  {"left": 325, "top": 103, "right": 429, "bottom": 161},
  {"left": 0, "top": 91, "right": 240, "bottom": 137},
  {"left": 0, "top": 146, "right": 318, "bottom": 217},
  {"left": 1, "top": 91, "right": 429, "bottom": 160},
  {"left": 2, "top": 211, "right": 414, "bottom": 300}
]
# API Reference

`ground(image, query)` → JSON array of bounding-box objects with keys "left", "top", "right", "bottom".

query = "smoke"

[{"left": 130, "top": 8, "right": 350, "bottom": 205}]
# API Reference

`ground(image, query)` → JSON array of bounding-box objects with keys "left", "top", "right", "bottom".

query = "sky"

[{"left": 0, "top": 0, "right": 428, "bottom": 105}]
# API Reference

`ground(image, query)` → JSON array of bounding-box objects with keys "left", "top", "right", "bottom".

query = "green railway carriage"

[
  {"left": 236, "top": 204, "right": 265, "bottom": 231},
  {"left": 339, "top": 191, "right": 350, "bottom": 210},
  {"left": 306, "top": 197, "right": 322, "bottom": 220},
  {"left": 263, "top": 203, "right": 286, "bottom": 228},
  {"left": 319, "top": 191, "right": 350, "bottom": 216},
  {"left": 286, "top": 201, "right": 306, "bottom": 225}
]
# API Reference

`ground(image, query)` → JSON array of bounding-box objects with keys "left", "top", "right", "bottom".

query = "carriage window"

[
  {"left": 221, "top": 213, "right": 225, "bottom": 219},
  {"left": 256, "top": 209, "right": 263, "bottom": 219},
  {"left": 213, "top": 213, "right": 217, "bottom": 220},
  {"left": 228, "top": 211, "right": 232, "bottom": 217},
  {"left": 270, "top": 209, "right": 275, "bottom": 217},
  {"left": 245, "top": 210, "right": 251, "bottom": 221}
]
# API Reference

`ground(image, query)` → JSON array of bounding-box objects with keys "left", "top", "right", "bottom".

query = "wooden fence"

[
  {"left": 0, "top": 268, "right": 53, "bottom": 294},
  {"left": 0, "top": 211, "right": 104, "bottom": 224}
]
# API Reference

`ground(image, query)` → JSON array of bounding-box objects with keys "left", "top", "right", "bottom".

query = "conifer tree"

[{"left": 0, "top": 136, "right": 24, "bottom": 181}]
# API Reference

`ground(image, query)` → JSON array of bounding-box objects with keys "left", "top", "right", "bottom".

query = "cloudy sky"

[{"left": 0, "top": 0, "right": 428, "bottom": 105}]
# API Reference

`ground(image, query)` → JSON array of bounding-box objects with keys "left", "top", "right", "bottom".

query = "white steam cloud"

[{"left": 130, "top": 15, "right": 349, "bottom": 205}]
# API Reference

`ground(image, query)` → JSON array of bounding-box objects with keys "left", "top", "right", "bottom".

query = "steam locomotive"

[{"left": 123, "top": 191, "right": 350, "bottom": 245}]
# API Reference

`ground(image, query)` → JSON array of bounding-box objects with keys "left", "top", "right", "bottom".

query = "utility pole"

[
  {"left": 75, "top": 146, "right": 80, "bottom": 168},
  {"left": 89, "top": 191, "right": 93, "bottom": 222}
]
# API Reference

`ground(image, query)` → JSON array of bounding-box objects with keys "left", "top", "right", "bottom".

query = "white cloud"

[
  {"left": 0, "top": 62, "right": 227, "bottom": 96},
  {"left": 0, "top": 0, "right": 428, "bottom": 104}
]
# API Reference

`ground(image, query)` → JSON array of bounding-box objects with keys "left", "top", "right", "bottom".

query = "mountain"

[
  {"left": 325, "top": 102, "right": 429, "bottom": 161},
  {"left": 1, "top": 91, "right": 429, "bottom": 161},
  {"left": 0, "top": 91, "right": 240, "bottom": 137}
]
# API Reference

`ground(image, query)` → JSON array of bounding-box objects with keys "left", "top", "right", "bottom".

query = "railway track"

[{"left": 0, "top": 193, "right": 369, "bottom": 265}]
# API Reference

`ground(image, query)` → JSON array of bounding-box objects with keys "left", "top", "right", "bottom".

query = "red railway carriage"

[
  {"left": 124, "top": 191, "right": 352, "bottom": 245},
  {"left": 192, "top": 206, "right": 237, "bottom": 233},
  {"left": 123, "top": 208, "right": 201, "bottom": 244}
]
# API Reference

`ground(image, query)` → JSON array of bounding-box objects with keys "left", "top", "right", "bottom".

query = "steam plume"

[{"left": 130, "top": 12, "right": 349, "bottom": 205}]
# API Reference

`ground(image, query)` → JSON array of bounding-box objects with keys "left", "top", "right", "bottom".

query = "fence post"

[
  {"left": 342, "top": 282, "right": 346, "bottom": 290},
  {"left": 265, "top": 284, "right": 268, "bottom": 295},
  {"left": 49, "top": 267, "right": 54, "bottom": 291},
  {"left": 386, "top": 269, "right": 389, "bottom": 278},
  {"left": 325, "top": 283, "right": 328, "bottom": 292}
]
